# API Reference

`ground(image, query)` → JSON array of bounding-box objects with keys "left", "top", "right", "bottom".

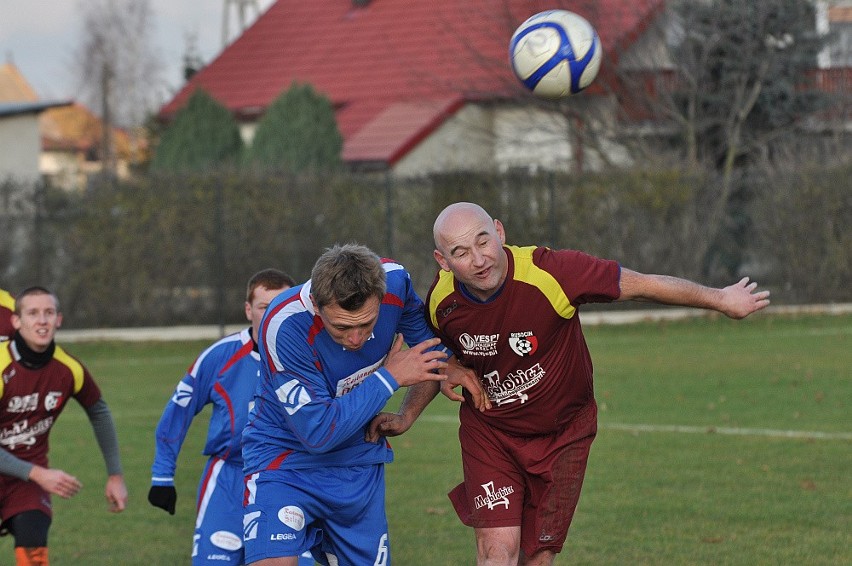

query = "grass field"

[{"left": 1, "top": 313, "right": 849, "bottom": 565}]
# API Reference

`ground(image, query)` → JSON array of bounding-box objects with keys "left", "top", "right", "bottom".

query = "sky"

[{"left": 0, "top": 0, "right": 275, "bottom": 103}]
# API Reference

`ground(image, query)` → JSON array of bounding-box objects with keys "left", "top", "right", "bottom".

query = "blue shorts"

[
  {"left": 192, "top": 458, "right": 313, "bottom": 566},
  {"left": 192, "top": 457, "right": 246, "bottom": 565},
  {"left": 244, "top": 464, "right": 390, "bottom": 565}
]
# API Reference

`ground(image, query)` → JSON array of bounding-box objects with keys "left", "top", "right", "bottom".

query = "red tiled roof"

[
  {"left": 342, "top": 96, "right": 465, "bottom": 162},
  {"left": 160, "top": 0, "right": 665, "bottom": 165}
]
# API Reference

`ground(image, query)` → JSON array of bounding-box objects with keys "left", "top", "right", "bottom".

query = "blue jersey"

[
  {"left": 152, "top": 328, "right": 259, "bottom": 485},
  {"left": 243, "top": 260, "right": 445, "bottom": 474}
]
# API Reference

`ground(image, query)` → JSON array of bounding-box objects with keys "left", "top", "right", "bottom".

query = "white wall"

[
  {"left": 493, "top": 106, "right": 573, "bottom": 173},
  {"left": 0, "top": 113, "right": 41, "bottom": 182},
  {"left": 392, "top": 104, "right": 496, "bottom": 176},
  {"left": 391, "top": 99, "right": 632, "bottom": 177}
]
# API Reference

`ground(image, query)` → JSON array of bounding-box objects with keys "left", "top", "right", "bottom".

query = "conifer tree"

[
  {"left": 152, "top": 89, "right": 243, "bottom": 172},
  {"left": 245, "top": 82, "right": 342, "bottom": 173}
]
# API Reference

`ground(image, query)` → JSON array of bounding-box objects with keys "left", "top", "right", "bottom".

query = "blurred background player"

[
  {"left": 0, "top": 288, "right": 14, "bottom": 342},
  {"left": 0, "top": 286, "right": 127, "bottom": 566},
  {"left": 148, "top": 269, "right": 314, "bottom": 565}
]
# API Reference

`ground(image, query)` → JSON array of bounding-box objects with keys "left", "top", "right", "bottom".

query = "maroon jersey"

[
  {"left": 426, "top": 245, "right": 620, "bottom": 436},
  {"left": 0, "top": 289, "right": 13, "bottom": 342},
  {"left": 0, "top": 340, "right": 102, "bottom": 468}
]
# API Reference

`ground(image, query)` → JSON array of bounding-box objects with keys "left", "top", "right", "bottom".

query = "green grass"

[{"left": 1, "top": 314, "right": 849, "bottom": 565}]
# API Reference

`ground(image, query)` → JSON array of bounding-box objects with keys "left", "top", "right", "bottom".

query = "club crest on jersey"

[
  {"left": 508, "top": 332, "right": 538, "bottom": 357},
  {"left": 44, "top": 391, "right": 63, "bottom": 411}
]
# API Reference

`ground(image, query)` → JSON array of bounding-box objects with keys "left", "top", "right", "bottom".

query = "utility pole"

[{"left": 222, "top": 0, "right": 260, "bottom": 47}]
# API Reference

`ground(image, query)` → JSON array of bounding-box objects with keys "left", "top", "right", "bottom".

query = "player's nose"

[{"left": 346, "top": 329, "right": 367, "bottom": 348}]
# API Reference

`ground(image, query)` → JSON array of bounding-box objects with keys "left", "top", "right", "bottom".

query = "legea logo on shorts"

[
  {"left": 278, "top": 505, "right": 305, "bottom": 530},
  {"left": 210, "top": 530, "right": 242, "bottom": 551},
  {"left": 243, "top": 511, "right": 261, "bottom": 541}
]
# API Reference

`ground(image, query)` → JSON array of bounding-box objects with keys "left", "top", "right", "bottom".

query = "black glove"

[{"left": 148, "top": 485, "right": 177, "bottom": 515}]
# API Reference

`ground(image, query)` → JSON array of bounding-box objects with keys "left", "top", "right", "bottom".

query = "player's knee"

[
  {"left": 8, "top": 510, "right": 51, "bottom": 548},
  {"left": 476, "top": 528, "right": 520, "bottom": 565},
  {"left": 477, "top": 543, "right": 519, "bottom": 565}
]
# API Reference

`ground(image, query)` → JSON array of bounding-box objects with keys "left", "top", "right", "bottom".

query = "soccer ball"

[{"left": 509, "top": 10, "right": 603, "bottom": 99}]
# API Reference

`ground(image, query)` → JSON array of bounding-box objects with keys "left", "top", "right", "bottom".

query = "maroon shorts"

[
  {"left": 449, "top": 400, "right": 597, "bottom": 557},
  {"left": 0, "top": 475, "right": 52, "bottom": 524}
]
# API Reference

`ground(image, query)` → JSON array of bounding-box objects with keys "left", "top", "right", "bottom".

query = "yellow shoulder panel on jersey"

[
  {"left": 53, "top": 346, "right": 85, "bottom": 394},
  {"left": 508, "top": 245, "right": 576, "bottom": 320},
  {"left": 0, "top": 345, "right": 11, "bottom": 398},
  {"left": 0, "top": 288, "right": 14, "bottom": 311},
  {"left": 428, "top": 270, "right": 457, "bottom": 329}
]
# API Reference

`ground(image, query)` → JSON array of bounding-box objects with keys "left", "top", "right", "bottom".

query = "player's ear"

[
  {"left": 494, "top": 219, "right": 506, "bottom": 244},
  {"left": 55, "top": 313, "right": 63, "bottom": 329},
  {"left": 244, "top": 301, "right": 252, "bottom": 322},
  {"left": 434, "top": 249, "right": 450, "bottom": 272}
]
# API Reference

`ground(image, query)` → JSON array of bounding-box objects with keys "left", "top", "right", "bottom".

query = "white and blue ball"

[{"left": 509, "top": 10, "right": 603, "bottom": 99}]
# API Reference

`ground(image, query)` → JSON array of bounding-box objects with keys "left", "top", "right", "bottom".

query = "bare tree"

[
  {"left": 74, "top": 0, "right": 163, "bottom": 176},
  {"left": 612, "top": 0, "right": 831, "bottom": 278}
]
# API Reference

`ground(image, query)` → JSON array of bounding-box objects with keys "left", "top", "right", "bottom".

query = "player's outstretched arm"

[
  {"left": 28, "top": 465, "right": 82, "bottom": 499},
  {"left": 105, "top": 474, "right": 128, "bottom": 512},
  {"left": 618, "top": 269, "right": 770, "bottom": 319}
]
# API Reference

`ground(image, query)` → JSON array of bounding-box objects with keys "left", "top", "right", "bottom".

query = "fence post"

[
  {"left": 213, "top": 177, "right": 226, "bottom": 337},
  {"left": 548, "top": 171, "right": 557, "bottom": 248},
  {"left": 33, "top": 181, "right": 45, "bottom": 282},
  {"left": 384, "top": 172, "right": 395, "bottom": 258}
]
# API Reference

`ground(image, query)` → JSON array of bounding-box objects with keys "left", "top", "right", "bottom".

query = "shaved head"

[{"left": 433, "top": 202, "right": 494, "bottom": 254}]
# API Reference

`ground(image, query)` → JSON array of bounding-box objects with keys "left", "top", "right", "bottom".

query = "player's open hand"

[
  {"left": 29, "top": 466, "right": 82, "bottom": 499},
  {"left": 383, "top": 335, "right": 448, "bottom": 387},
  {"left": 720, "top": 277, "right": 770, "bottom": 319},
  {"left": 441, "top": 356, "right": 491, "bottom": 411}
]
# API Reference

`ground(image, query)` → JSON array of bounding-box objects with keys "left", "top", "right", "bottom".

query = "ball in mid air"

[{"left": 509, "top": 9, "right": 603, "bottom": 99}]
